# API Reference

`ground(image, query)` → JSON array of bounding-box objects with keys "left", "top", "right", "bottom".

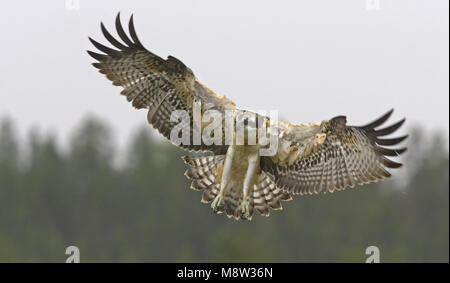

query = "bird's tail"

[
  {"left": 182, "top": 155, "right": 225, "bottom": 205},
  {"left": 182, "top": 155, "right": 292, "bottom": 220}
]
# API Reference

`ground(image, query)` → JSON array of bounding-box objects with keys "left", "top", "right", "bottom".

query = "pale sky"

[{"left": 0, "top": 0, "right": 448, "bottom": 149}]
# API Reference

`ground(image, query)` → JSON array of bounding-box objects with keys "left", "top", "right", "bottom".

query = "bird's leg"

[
  {"left": 211, "top": 145, "right": 235, "bottom": 211},
  {"left": 240, "top": 150, "right": 260, "bottom": 218}
]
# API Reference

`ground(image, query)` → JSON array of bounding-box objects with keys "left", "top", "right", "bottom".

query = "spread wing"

[
  {"left": 261, "top": 110, "right": 407, "bottom": 195},
  {"left": 87, "top": 13, "right": 235, "bottom": 154}
]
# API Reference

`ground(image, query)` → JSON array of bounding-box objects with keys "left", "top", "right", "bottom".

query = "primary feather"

[
  {"left": 261, "top": 110, "right": 407, "bottom": 195},
  {"left": 88, "top": 13, "right": 407, "bottom": 220}
]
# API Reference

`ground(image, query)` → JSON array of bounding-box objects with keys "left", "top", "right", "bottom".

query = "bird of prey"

[{"left": 88, "top": 13, "right": 407, "bottom": 220}]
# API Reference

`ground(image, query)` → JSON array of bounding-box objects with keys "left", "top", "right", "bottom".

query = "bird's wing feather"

[
  {"left": 261, "top": 109, "right": 407, "bottom": 195},
  {"left": 88, "top": 13, "right": 234, "bottom": 154}
]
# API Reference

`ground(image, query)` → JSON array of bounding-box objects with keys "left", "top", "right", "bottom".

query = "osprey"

[{"left": 88, "top": 13, "right": 407, "bottom": 220}]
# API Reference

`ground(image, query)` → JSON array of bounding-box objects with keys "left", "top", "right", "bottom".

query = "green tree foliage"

[{"left": 0, "top": 117, "right": 448, "bottom": 262}]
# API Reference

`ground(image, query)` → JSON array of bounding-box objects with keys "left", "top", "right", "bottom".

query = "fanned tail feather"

[{"left": 182, "top": 155, "right": 292, "bottom": 220}]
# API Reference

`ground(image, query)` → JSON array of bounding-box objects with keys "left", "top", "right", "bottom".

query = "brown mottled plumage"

[
  {"left": 261, "top": 112, "right": 407, "bottom": 195},
  {"left": 88, "top": 13, "right": 407, "bottom": 221}
]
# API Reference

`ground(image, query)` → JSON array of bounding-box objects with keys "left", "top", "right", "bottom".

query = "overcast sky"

[{"left": 0, "top": 0, "right": 448, "bottom": 149}]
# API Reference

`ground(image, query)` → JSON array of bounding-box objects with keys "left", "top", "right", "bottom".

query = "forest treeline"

[{"left": 0, "top": 116, "right": 448, "bottom": 262}]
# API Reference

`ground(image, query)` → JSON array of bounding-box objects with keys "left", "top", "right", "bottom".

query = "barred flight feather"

[
  {"left": 182, "top": 155, "right": 291, "bottom": 220},
  {"left": 89, "top": 14, "right": 407, "bottom": 221},
  {"left": 261, "top": 109, "right": 407, "bottom": 195}
]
